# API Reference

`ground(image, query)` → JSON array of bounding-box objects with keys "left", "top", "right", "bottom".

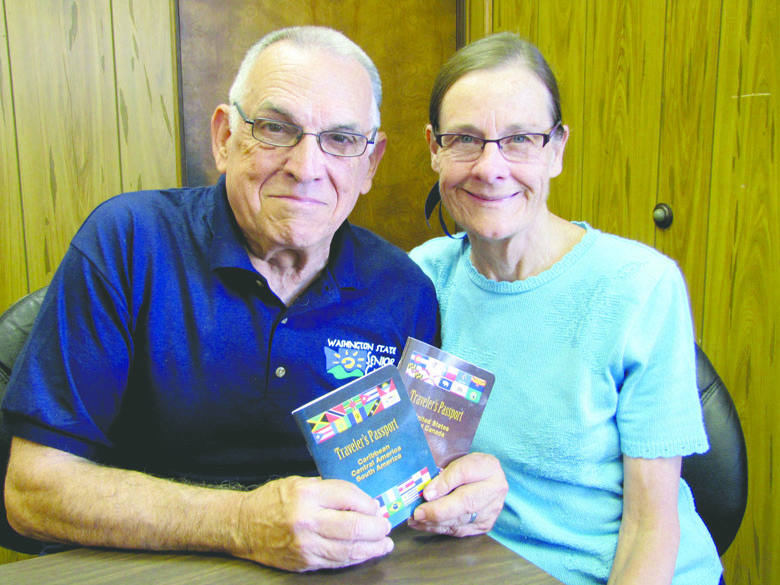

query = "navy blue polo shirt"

[{"left": 2, "top": 177, "right": 438, "bottom": 485}]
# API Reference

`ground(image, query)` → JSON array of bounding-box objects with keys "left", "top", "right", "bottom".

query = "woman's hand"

[{"left": 408, "top": 452, "right": 507, "bottom": 537}]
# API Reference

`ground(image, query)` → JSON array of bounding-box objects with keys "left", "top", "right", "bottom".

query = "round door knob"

[{"left": 653, "top": 203, "right": 673, "bottom": 229}]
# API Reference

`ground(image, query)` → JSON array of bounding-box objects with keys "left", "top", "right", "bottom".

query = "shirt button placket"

[{"left": 274, "top": 314, "right": 288, "bottom": 378}]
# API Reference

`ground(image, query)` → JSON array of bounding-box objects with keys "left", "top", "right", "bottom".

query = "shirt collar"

[
  {"left": 209, "top": 175, "right": 256, "bottom": 273},
  {"left": 325, "top": 222, "right": 360, "bottom": 290}
]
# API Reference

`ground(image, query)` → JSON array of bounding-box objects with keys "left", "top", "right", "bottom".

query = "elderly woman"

[{"left": 409, "top": 33, "right": 723, "bottom": 585}]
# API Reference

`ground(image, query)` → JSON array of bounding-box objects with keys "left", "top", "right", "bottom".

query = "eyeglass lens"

[
  {"left": 252, "top": 119, "right": 369, "bottom": 157},
  {"left": 440, "top": 133, "right": 549, "bottom": 161}
]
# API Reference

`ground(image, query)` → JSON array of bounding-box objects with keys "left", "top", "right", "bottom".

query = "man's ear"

[
  {"left": 211, "top": 104, "right": 232, "bottom": 174},
  {"left": 424, "top": 125, "right": 441, "bottom": 173},
  {"left": 360, "top": 131, "right": 387, "bottom": 194}
]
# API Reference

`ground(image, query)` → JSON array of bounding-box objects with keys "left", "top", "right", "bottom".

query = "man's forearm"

[
  {"left": 5, "top": 437, "right": 395, "bottom": 572},
  {"left": 5, "top": 437, "right": 245, "bottom": 555}
]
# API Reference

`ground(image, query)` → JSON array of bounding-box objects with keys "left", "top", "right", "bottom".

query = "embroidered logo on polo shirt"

[{"left": 324, "top": 339, "right": 398, "bottom": 380}]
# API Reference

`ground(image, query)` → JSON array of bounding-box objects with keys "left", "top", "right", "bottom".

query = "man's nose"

[{"left": 283, "top": 133, "right": 327, "bottom": 182}]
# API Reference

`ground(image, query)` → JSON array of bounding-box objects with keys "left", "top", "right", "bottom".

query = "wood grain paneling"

[
  {"left": 654, "top": 1, "right": 721, "bottom": 338},
  {"left": 178, "top": 0, "right": 455, "bottom": 252},
  {"left": 581, "top": 0, "right": 665, "bottom": 247},
  {"left": 0, "top": 0, "right": 181, "bottom": 312},
  {"left": 6, "top": 1, "right": 122, "bottom": 290},
  {"left": 0, "top": 547, "right": 30, "bottom": 565},
  {"left": 463, "top": 0, "right": 492, "bottom": 42},
  {"left": 0, "top": 0, "right": 28, "bottom": 312},
  {"left": 537, "top": 0, "right": 587, "bottom": 226},
  {"left": 705, "top": 0, "right": 779, "bottom": 582},
  {"left": 112, "top": 0, "right": 181, "bottom": 192},
  {"left": 492, "top": 0, "right": 536, "bottom": 39}
]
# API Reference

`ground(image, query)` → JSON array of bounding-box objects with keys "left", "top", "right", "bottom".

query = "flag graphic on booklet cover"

[
  {"left": 399, "top": 337, "right": 495, "bottom": 468},
  {"left": 292, "top": 365, "right": 438, "bottom": 528},
  {"left": 376, "top": 466, "right": 432, "bottom": 522},
  {"left": 305, "top": 378, "right": 401, "bottom": 444}
]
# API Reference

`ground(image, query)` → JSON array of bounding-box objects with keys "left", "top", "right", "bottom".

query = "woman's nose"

[{"left": 470, "top": 142, "right": 510, "bottom": 182}]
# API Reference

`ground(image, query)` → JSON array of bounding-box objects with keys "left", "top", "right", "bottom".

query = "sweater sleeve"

[{"left": 616, "top": 261, "right": 709, "bottom": 458}]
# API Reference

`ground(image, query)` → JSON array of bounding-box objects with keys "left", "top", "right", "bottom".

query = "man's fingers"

[
  {"left": 316, "top": 506, "right": 392, "bottom": 541},
  {"left": 239, "top": 476, "right": 393, "bottom": 571},
  {"left": 315, "top": 478, "right": 382, "bottom": 514},
  {"left": 308, "top": 529, "right": 395, "bottom": 569}
]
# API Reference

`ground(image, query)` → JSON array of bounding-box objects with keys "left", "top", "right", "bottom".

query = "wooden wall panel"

[
  {"left": 463, "top": 0, "right": 492, "bottom": 42},
  {"left": 0, "top": 3, "right": 31, "bottom": 564},
  {"left": 178, "top": 0, "right": 455, "bottom": 252},
  {"left": 492, "top": 0, "right": 536, "bottom": 39},
  {"left": 536, "top": 0, "right": 587, "bottom": 226},
  {"left": 112, "top": 0, "right": 181, "bottom": 192},
  {"left": 6, "top": 1, "right": 122, "bottom": 290},
  {"left": 581, "top": 0, "right": 665, "bottom": 247},
  {"left": 0, "top": 0, "right": 28, "bottom": 313},
  {"left": 705, "top": 0, "right": 779, "bottom": 582},
  {"left": 0, "top": 0, "right": 181, "bottom": 314},
  {"left": 654, "top": 1, "right": 721, "bottom": 338}
]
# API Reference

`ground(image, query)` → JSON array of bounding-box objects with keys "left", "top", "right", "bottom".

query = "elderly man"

[{"left": 2, "top": 27, "right": 506, "bottom": 572}]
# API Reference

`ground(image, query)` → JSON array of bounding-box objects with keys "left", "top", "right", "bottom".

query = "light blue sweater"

[{"left": 410, "top": 223, "right": 722, "bottom": 585}]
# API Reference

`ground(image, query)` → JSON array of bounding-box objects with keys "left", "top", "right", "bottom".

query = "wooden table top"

[{"left": 0, "top": 524, "right": 562, "bottom": 584}]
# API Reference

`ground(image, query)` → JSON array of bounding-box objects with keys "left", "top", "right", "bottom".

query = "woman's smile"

[{"left": 462, "top": 188, "right": 521, "bottom": 203}]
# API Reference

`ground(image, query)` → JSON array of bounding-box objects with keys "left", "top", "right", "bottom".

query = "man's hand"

[
  {"left": 233, "top": 476, "right": 393, "bottom": 571},
  {"left": 407, "top": 452, "right": 507, "bottom": 537}
]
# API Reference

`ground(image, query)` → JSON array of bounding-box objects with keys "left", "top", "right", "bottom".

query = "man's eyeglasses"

[
  {"left": 233, "top": 102, "right": 377, "bottom": 157},
  {"left": 434, "top": 122, "right": 561, "bottom": 162}
]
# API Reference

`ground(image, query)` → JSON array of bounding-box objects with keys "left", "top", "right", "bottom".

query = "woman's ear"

[
  {"left": 211, "top": 104, "right": 232, "bottom": 173},
  {"left": 549, "top": 124, "right": 569, "bottom": 179},
  {"left": 425, "top": 124, "right": 441, "bottom": 173}
]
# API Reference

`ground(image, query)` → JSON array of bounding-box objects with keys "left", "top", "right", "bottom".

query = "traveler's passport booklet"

[
  {"left": 292, "top": 365, "right": 437, "bottom": 528},
  {"left": 398, "top": 337, "right": 495, "bottom": 467}
]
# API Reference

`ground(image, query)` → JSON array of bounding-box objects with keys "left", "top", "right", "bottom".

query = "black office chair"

[
  {"left": 682, "top": 344, "right": 748, "bottom": 556},
  {"left": 0, "top": 286, "right": 48, "bottom": 554}
]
